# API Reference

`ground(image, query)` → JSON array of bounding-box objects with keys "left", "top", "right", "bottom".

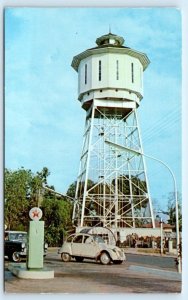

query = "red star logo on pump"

[
  {"left": 32, "top": 209, "right": 40, "bottom": 218},
  {"left": 29, "top": 207, "right": 43, "bottom": 221}
]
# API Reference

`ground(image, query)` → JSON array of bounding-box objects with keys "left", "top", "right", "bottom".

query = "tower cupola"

[
  {"left": 95, "top": 32, "right": 125, "bottom": 46},
  {"left": 71, "top": 32, "right": 150, "bottom": 112}
]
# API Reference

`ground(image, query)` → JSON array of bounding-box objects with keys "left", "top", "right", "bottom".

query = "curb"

[{"left": 8, "top": 263, "right": 54, "bottom": 279}]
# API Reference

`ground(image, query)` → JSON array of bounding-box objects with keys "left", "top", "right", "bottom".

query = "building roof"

[{"left": 71, "top": 32, "right": 150, "bottom": 72}]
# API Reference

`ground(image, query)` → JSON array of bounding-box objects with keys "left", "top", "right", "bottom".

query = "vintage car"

[
  {"left": 4, "top": 231, "right": 27, "bottom": 262},
  {"left": 4, "top": 230, "right": 48, "bottom": 262},
  {"left": 58, "top": 233, "right": 126, "bottom": 265}
]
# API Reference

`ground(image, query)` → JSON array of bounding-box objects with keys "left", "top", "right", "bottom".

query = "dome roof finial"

[
  {"left": 96, "top": 32, "right": 125, "bottom": 47},
  {"left": 109, "top": 24, "right": 111, "bottom": 34}
]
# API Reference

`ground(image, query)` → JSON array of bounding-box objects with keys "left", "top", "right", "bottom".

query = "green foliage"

[
  {"left": 73, "top": 179, "right": 95, "bottom": 199},
  {"left": 112, "top": 174, "right": 148, "bottom": 206},
  {"left": 67, "top": 175, "right": 148, "bottom": 227},
  {"left": 4, "top": 168, "right": 33, "bottom": 230},
  {"left": 4, "top": 167, "right": 73, "bottom": 246},
  {"left": 41, "top": 195, "right": 73, "bottom": 246},
  {"left": 66, "top": 181, "right": 77, "bottom": 198},
  {"left": 167, "top": 192, "right": 182, "bottom": 231}
]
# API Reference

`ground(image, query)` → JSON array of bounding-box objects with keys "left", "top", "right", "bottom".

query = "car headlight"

[{"left": 21, "top": 242, "right": 25, "bottom": 249}]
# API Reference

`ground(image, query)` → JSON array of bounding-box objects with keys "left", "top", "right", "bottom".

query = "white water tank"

[{"left": 72, "top": 32, "right": 150, "bottom": 111}]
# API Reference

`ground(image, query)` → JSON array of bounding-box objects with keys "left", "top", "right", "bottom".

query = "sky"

[{"left": 4, "top": 7, "right": 182, "bottom": 212}]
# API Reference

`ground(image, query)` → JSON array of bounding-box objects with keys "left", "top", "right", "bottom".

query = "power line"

[
  {"left": 142, "top": 112, "right": 180, "bottom": 136},
  {"left": 142, "top": 115, "right": 180, "bottom": 143},
  {"left": 139, "top": 108, "right": 181, "bottom": 139}
]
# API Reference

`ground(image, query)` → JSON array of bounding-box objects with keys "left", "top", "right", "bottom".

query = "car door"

[
  {"left": 71, "top": 234, "right": 84, "bottom": 257},
  {"left": 81, "top": 235, "right": 100, "bottom": 258},
  {"left": 71, "top": 234, "right": 99, "bottom": 258}
]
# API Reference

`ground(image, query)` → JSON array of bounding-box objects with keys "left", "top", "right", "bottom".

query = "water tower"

[{"left": 71, "top": 32, "right": 155, "bottom": 232}]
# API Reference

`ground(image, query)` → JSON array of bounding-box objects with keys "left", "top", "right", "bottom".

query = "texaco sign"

[{"left": 29, "top": 207, "right": 43, "bottom": 221}]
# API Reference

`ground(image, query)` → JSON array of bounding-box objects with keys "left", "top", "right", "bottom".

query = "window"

[
  {"left": 84, "top": 236, "right": 93, "bottom": 244},
  {"left": 67, "top": 235, "right": 74, "bottom": 242},
  {"left": 131, "top": 63, "right": 134, "bottom": 83},
  {"left": 116, "top": 60, "right": 119, "bottom": 80},
  {"left": 85, "top": 64, "right": 87, "bottom": 84},
  {"left": 73, "top": 235, "right": 83, "bottom": 243},
  {"left": 99, "top": 60, "right": 101, "bottom": 81}
]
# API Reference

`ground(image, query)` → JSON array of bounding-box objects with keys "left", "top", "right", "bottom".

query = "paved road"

[
  {"left": 126, "top": 253, "right": 177, "bottom": 271},
  {"left": 4, "top": 249, "right": 181, "bottom": 293}
]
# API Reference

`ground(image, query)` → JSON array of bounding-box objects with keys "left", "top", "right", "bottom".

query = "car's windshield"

[{"left": 8, "top": 232, "right": 27, "bottom": 241}]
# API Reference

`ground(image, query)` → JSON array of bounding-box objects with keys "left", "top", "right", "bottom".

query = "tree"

[
  {"left": 41, "top": 193, "right": 73, "bottom": 246},
  {"left": 41, "top": 184, "right": 73, "bottom": 245},
  {"left": 112, "top": 174, "right": 148, "bottom": 206},
  {"left": 66, "top": 181, "right": 77, "bottom": 198},
  {"left": 29, "top": 167, "right": 51, "bottom": 207},
  {"left": 4, "top": 167, "right": 73, "bottom": 246},
  {"left": 5, "top": 168, "right": 33, "bottom": 230},
  {"left": 68, "top": 179, "right": 95, "bottom": 198},
  {"left": 67, "top": 175, "right": 149, "bottom": 227},
  {"left": 167, "top": 192, "right": 182, "bottom": 231}
]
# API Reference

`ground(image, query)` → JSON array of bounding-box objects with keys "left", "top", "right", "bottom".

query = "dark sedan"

[
  {"left": 4, "top": 231, "right": 27, "bottom": 262},
  {"left": 4, "top": 230, "right": 48, "bottom": 262}
]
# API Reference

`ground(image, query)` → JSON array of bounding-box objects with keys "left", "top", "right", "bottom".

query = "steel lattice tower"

[{"left": 71, "top": 33, "right": 155, "bottom": 230}]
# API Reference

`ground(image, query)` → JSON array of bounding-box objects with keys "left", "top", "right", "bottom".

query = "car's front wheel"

[
  {"left": 11, "top": 252, "right": 21, "bottom": 262},
  {"left": 100, "top": 252, "right": 111, "bottom": 265},
  {"left": 61, "top": 252, "right": 71, "bottom": 262}
]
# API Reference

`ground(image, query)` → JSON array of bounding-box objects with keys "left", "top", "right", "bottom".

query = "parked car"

[
  {"left": 58, "top": 233, "right": 126, "bottom": 265},
  {"left": 4, "top": 231, "right": 27, "bottom": 262},
  {"left": 4, "top": 230, "right": 48, "bottom": 262}
]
